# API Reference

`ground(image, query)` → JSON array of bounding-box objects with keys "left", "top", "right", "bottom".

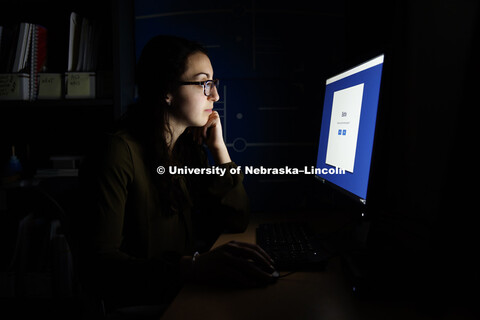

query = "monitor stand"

[{"left": 337, "top": 208, "right": 373, "bottom": 296}]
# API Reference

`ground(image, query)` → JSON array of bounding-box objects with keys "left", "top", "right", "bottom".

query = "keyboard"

[{"left": 256, "top": 222, "right": 329, "bottom": 271}]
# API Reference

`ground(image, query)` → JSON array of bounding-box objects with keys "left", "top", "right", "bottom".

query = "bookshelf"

[
  {"left": 0, "top": 0, "right": 135, "bottom": 180},
  {"left": 0, "top": 0, "right": 135, "bottom": 317}
]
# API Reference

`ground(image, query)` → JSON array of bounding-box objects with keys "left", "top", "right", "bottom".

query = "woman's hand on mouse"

[{"left": 188, "top": 240, "right": 277, "bottom": 288}]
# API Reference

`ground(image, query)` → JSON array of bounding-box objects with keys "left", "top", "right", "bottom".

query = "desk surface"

[{"left": 161, "top": 213, "right": 475, "bottom": 320}]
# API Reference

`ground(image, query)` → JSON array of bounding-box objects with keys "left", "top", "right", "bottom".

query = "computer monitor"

[{"left": 315, "top": 54, "right": 384, "bottom": 206}]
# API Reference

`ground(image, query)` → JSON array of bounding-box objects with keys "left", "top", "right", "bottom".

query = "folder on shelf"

[
  {"left": 65, "top": 72, "right": 95, "bottom": 99},
  {"left": 0, "top": 73, "right": 30, "bottom": 100},
  {"left": 37, "top": 73, "right": 63, "bottom": 99}
]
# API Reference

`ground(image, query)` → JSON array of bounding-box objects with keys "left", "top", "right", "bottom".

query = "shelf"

[
  {"left": 0, "top": 99, "right": 114, "bottom": 108},
  {"left": 0, "top": 0, "right": 134, "bottom": 171}
]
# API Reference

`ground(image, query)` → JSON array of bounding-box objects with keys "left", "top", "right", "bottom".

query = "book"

[
  {"left": 5, "top": 24, "right": 20, "bottom": 73},
  {"left": 68, "top": 12, "right": 98, "bottom": 72},
  {"left": 68, "top": 12, "right": 81, "bottom": 72},
  {"left": 75, "top": 16, "right": 87, "bottom": 72},
  {"left": 0, "top": 26, "right": 3, "bottom": 57},
  {"left": 12, "top": 22, "right": 31, "bottom": 73},
  {"left": 0, "top": 25, "right": 16, "bottom": 73}
]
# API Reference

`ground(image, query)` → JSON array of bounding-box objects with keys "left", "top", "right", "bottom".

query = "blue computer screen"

[{"left": 316, "top": 55, "right": 384, "bottom": 203}]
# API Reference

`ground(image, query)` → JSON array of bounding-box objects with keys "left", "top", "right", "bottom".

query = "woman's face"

[{"left": 168, "top": 51, "right": 220, "bottom": 127}]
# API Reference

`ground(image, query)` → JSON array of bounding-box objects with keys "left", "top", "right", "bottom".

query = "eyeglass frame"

[{"left": 178, "top": 79, "right": 220, "bottom": 96}]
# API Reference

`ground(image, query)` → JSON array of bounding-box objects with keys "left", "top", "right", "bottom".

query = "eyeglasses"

[{"left": 179, "top": 79, "right": 220, "bottom": 96}]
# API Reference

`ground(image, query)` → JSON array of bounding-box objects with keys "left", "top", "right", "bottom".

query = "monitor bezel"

[{"left": 315, "top": 53, "right": 386, "bottom": 207}]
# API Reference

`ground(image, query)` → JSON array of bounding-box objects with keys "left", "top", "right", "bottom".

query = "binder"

[
  {"left": 30, "top": 24, "right": 47, "bottom": 100},
  {"left": 0, "top": 23, "right": 47, "bottom": 101}
]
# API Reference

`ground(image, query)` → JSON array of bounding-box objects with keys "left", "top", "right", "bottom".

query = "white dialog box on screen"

[{"left": 325, "top": 83, "right": 364, "bottom": 173}]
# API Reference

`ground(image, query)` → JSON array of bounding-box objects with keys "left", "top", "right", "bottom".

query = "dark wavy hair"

[{"left": 118, "top": 35, "right": 208, "bottom": 214}]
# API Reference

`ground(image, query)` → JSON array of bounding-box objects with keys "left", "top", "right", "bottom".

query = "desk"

[{"left": 160, "top": 213, "right": 448, "bottom": 320}]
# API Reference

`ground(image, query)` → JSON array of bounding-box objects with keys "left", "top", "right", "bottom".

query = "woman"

[{"left": 77, "top": 35, "right": 276, "bottom": 311}]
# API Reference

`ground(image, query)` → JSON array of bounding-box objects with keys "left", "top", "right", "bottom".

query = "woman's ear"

[{"left": 165, "top": 93, "right": 173, "bottom": 106}]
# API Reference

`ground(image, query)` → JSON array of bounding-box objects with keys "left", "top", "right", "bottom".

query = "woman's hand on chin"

[{"left": 192, "top": 111, "right": 231, "bottom": 164}]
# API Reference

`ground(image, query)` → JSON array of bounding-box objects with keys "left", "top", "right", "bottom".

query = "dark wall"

[
  {"left": 346, "top": 0, "right": 479, "bottom": 302},
  {"left": 359, "top": 0, "right": 479, "bottom": 249}
]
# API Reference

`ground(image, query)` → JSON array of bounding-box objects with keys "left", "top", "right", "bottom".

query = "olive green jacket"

[{"left": 77, "top": 129, "right": 250, "bottom": 305}]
